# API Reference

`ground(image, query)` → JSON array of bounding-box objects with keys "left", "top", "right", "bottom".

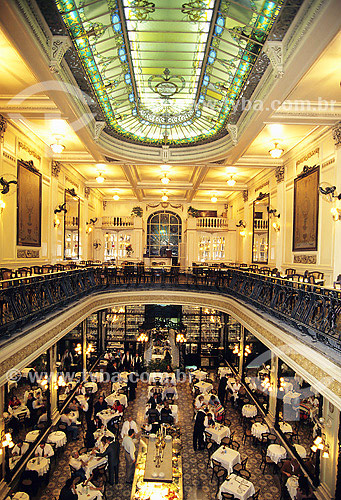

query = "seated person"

[
  {"left": 205, "top": 412, "right": 215, "bottom": 428},
  {"left": 60, "top": 409, "right": 79, "bottom": 440},
  {"left": 148, "top": 391, "right": 162, "bottom": 405},
  {"left": 94, "top": 396, "right": 108, "bottom": 416},
  {"left": 112, "top": 400, "right": 124, "bottom": 413},
  {"left": 69, "top": 398, "right": 79, "bottom": 412},
  {"left": 12, "top": 439, "right": 29, "bottom": 456},
  {"left": 295, "top": 476, "right": 314, "bottom": 500},
  {"left": 147, "top": 401, "right": 160, "bottom": 424},
  {"left": 208, "top": 394, "right": 219, "bottom": 406},
  {"left": 65, "top": 383, "right": 74, "bottom": 395},
  {"left": 9, "top": 396, "right": 21, "bottom": 408},
  {"left": 160, "top": 402, "right": 174, "bottom": 424},
  {"left": 58, "top": 477, "right": 78, "bottom": 500},
  {"left": 69, "top": 451, "right": 88, "bottom": 481},
  {"left": 195, "top": 395, "right": 205, "bottom": 410},
  {"left": 76, "top": 383, "right": 86, "bottom": 396},
  {"left": 281, "top": 457, "right": 301, "bottom": 478},
  {"left": 163, "top": 385, "right": 177, "bottom": 400},
  {"left": 213, "top": 400, "right": 224, "bottom": 422},
  {"left": 35, "top": 441, "right": 54, "bottom": 459},
  {"left": 95, "top": 436, "right": 108, "bottom": 453}
]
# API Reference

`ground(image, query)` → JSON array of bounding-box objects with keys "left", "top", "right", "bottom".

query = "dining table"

[
  {"left": 76, "top": 481, "right": 103, "bottom": 499},
  {"left": 190, "top": 370, "right": 208, "bottom": 382},
  {"left": 251, "top": 422, "right": 269, "bottom": 440},
  {"left": 218, "top": 367, "right": 232, "bottom": 378},
  {"left": 267, "top": 444, "right": 287, "bottom": 463},
  {"left": 294, "top": 444, "right": 307, "bottom": 458},
  {"left": 97, "top": 409, "right": 120, "bottom": 426},
  {"left": 286, "top": 476, "right": 299, "bottom": 500},
  {"left": 194, "top": 381, "right": 213, "bottom": 394},
  {"left": 283, "top": 391, "right": 301, "bottom": 404},
  {"left": 93, "top": 428, "right": 115, "bottom": 440},
  {"left": 80, "top": 453, "right": 108, "bottom": 479},
  {"left": 84, "top": 381, "right": 98, "bottom": 393},
  {"left": 47, "top": 430, "right": 67, "bottom": 448},
  {"left": 279, "top": 422, "right": 293, "bottom": 434},
  {"left": 12, "top": 493, "right": 30, "bottom": 500},
  {"left": 26, "top": 456, "right": 49, "bottom": 476},
  {"left": 149, "top": 372, "right": 164, "bottom": 384},
  {"left": 211, "top": 446, "right": 241, "bottom": 474},
  {"left": 162, "top": 372, "right": 177, "bottom": 385},
  {"left": 105, "top": 392, "right": 128, "bottom": 408},
  {"left": 206, "top": 424, "right": 230, "bottom": 444},
  {"left": 25, "top": 429, "right": 40, "bottom": 443},
  {"left": 242, "top": 404, "right": 257, "bottom": 418},
  {"left": 217, "top": 473, "right": 255, "bottom": 500},
  {"left": 9, "top": 405, "right": 30, "bottom": 419}
]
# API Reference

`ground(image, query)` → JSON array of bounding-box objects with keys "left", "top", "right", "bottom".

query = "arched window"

[{"left": 147, "top": 210, "right": 182, "bottom": 257}]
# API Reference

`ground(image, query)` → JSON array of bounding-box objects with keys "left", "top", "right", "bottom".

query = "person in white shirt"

[
  {"left": 95, "top": 436, "right": 108, "bottom": 453},
  {"left": 121, "top": 416, "right": 138, "bottom": 438},
  {"left": 195, "top": 395, "right": 205, "bottom": 410},
  {"left": 38, "top": 412, "right": 48, "bottom": 424},
  {"left": 122, "top": 429, "right": 136, "bottom": 484},
  {"left": 35, "top": 442, "right": 54, "bottom": 459},
  {"left": 69, "top": 451, "right": 87, "bottom": 481},
  {"left": 65, "top": 383, "right": 74, "bottom": 395},
  {"left": 12, "top": 440, "right": 29, "bottom": 456}
]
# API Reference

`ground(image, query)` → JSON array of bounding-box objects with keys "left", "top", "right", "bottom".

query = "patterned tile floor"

[{"left": 33, "top": 374, "right": 286, "bottom": 500}]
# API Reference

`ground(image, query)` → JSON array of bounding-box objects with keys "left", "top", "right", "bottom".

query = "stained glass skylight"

[{"left": 55, "top": 0, "right": 283, "bottom": 146}]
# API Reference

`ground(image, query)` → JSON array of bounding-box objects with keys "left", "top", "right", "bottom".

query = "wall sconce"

[
  {"left": 54, "top": 203, "right": 67, "bottom": 214},
  {"left": 176, "top": 333, "right": 187, "bottom": 343},
  {"left": 0, "top": 198, "right": 5, "bottom": 214},
  {"left": 137, "top": 332, "right": 149, "bottom": 342},
  {"left": 272, "top": 221, "right": 280, "bottom": 232},
  {"left": 236, "top": 220, "right": 246, "bottom": 228},
  {"left": 268, "top": 207, "right": 280, "bottom": 218},
  {"left": 331, "top": 207, "right": 341, "bottom": 221},
  {"left": 54, "top": 216, "right": 61, "bottom": 228},
  {"left": 86, "top": 217, "right": 98, "bottom": 233},
  {"left": 0, "top": 177, "right": 17, "bottom": 195},
  {"left": 311, "top": 435, "right": 329, "bottom": 458},
  {"left": 1, "top": 430, "right": 14, "bottom": 451}
]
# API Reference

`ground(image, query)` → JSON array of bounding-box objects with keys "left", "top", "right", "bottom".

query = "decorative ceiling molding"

[
  {"left": 226, "top": 124, "right": 238, "bottom": 146},
  {"left": 84, "top": 187, "right": 91, "bottom": 199},
  {"left": 275, "top": 166, "right": 285, "bottom": 183},
  {"left": 0, "top": 113, "right": 7, "bottom": 142},
  {"left": 264, "top": 40, "right": 284, "bottom": 78},
  {"left": 296, "top": 147, "right": 319, "bottom": 167},
  {"left": 48, "top": 34, "right": 72, "bottom": 73},
  {"left": 51, "top": 160, "right": 62, "bottom": 178},
  {"left": 93, "top": 121, "right": 106, "bottom": 142},
  {"left": 332, "top": 121, "right": 341, "bottom": 149},
  {"left": 18, "top": 141, "right": 41, "bottom": 161}
]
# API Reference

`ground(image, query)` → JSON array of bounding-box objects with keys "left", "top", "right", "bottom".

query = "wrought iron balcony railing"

[{"left": 0, "top": 267, "right": 340, "bottom": 352}]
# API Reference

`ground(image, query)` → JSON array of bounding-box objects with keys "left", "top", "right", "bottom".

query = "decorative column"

[
  {"left": 318, "top": 401, "right": 340, "bottom": 500},
  {"left": 82, "top": 319, "right": 87, "bottom": 379},
  {"left": 274, "top": 166, "right": 285, "bottom": 271},
  {"left": 98, "top": 310, "right": 105, "bottom": 354},
  {"left": 238, "top": 325, "right": 245, "bottom": 377},
  {"left": 332, "top": 122, "right": 341, "bottom": 282},
  {"left": 49, "top": 343, "right": 59, "bottom": 423},
  {"left": 267, "top": 352, "right": 278, "bottom": 427}
]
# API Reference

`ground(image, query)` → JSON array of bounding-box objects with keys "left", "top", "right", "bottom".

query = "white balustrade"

[{"left": 196, "top": 217, "right": 229, "bottom": 229}]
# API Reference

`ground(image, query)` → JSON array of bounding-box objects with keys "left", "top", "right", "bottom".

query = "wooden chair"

[
  {"left": 260, "top": 448, "right": 274, "bottom": 474},
  {"left": 251, "top": 489, "right": 261, "bottom": 500},
  {"left": 221, "top": 493, "right": 235, "bottom": 500},
  {"left": 239, "top": 469, "right": 251, "bottom": 480},
  {"left": 215, "top": 466, "right": 228, "bottom": 495},
  {"left": 211, "top": 458, "right": 221, "bottom": 482},
  {"left": 233, "top": 457, "right": 248, "bottom": 475},
  {"left": 230, "top": 440, "right": 240, "bottom": 451},
  {"left": 242, "top": 426, "right": 253, "bottom": 445}
]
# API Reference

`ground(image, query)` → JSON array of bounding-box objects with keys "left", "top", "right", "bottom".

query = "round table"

[
  {"left": 47, "top": 431, "right": 67, "bottom": 448},
  {"left": 12, "top": 493, "right": 29, "bottom": 500},
  {"left": 279, "top": 422, "right": 293, "bottom": 434},
  {"left": 242, "top": 404, "right": 257, "bottom": 418},
  {"left": 294, "top": 444, "right": 307, "bottom": 458},
  {"left": 76, "top": 481, "right": 103, "bottom": 500},
  {"left": 97, "top": 409, "right": 119, "bottom": 426},
  {"left": 251, "top": 422, "right": 269, "bottom": 440},
  {"left": 267, "top": 444, "right": 287, "bottom": 463},
  {"left": 84, "top": 382, "right": 98, "bottom": 393},
  {"left": 26, "top": 457, "right": 49, "bottom": 476},
  {"left": 25, "top": 430, "right": 40, "bottom": 443},
  {"left": 286, "top": 476, "right": 299, "bottom": 500}
]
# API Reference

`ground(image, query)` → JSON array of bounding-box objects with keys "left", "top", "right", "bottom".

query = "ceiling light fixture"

[
  {"left": 211, "top": 195, "right": 218, "bottom": 203},
  {"left": 160, "top": 164, "right": 172, "bottom": 172},
  {"left": 227, "top": 176, "right": 236, "bottom": 187},
  {"left": 161, "top": 174, "right": 170, "bottom": 185},
  {"left": 113, "top": 193, "right": 120, "bottom": 201},
  {"left": 50, "top": 136, "right": 65, "bottom": 154},
  {"left": 161, "top": 191, "right": 169, "bottom": 202},
  {"left": 269, "top": 142, "right": 284, "bottom": 159},
  {"left": 96, "top": 172, "right": 105, "bottom": 183}
]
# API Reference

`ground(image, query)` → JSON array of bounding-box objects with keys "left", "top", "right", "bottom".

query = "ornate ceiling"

[{"left": 54, "top": 0, "right": 284, "bottom": 146}]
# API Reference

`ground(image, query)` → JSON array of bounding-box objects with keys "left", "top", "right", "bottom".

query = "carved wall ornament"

[
  {"left": 18, "top": 141, "right": 41, "bottom": 161},
  {"left": 226, "top": 124, "right": 238, "bottom": 145},
  {"left": 147, "top": 202, "right": 183, "bottom": 211},
  {"left": 332, "top": 121, "right": 341, "bottom": 149},
  {"left": 84, "top": 187, "right": 91, "bottom": 199},
  {"left": 162, "top": 145, "right": 170, "bottom": 163},
  {"left": 296, "top": 148, "right": 319, "bottom": 167},
  {"left": 322, "top": 158, "right": 335, "bottom": 169},
  {"left": 275, "top": 166, "right": 285, "bottom": 183},
  {"left": 93, "top": 121, "right": 106, "bottom": 141},
  {"left": 51, "top": 160, "right": 62, "bottom": 178},
  {"left": 49, "top": 35, "right": 72, "bottom": 73},
  {"left": 264, "top": 41, "right": 284, "bottom": 78},
  {"left": 17, "top": 249, "right": 40, "bottom": 258},
  {"left": 65, "top": 176, "right": 78, "bottom": 189},
  {"left": 0, "top": 113, "right": 7, "bottom": 142},
  {"left": 3, "top": 151, "right": 16, "bottom": 163},
  {"left": 242, "top": 190, "right": 248, "bottom": 202},
  {"left": 293, "top": 254, "right": 317, "bottom": 264},
  {"left": 103, "top": 201, "right": 107, "bottom": 211}
]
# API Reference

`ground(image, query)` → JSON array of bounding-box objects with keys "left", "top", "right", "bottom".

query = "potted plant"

[
  {"left": 187, "top": 206, "right": 200, "bottom": 218},
  {"left": 131, "top": 206, "right": 143, "bottom": 217}
]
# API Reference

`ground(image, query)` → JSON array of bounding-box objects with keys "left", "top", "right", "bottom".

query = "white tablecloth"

[
  {"left": 279, "top": 422, "right": 293, "bottom": 434},
  {"left": 105, "top": 393, "right": 128, "bottom": 407},
  {"left": 149, "top": 372, "right": 163, "bottom": 384},
  {"left": 80, "top": 454, "right": 108, "bottom": 479},
  {"left": 206, "top": 425, "right": 230, "bottom": 444},
  {"left": 242, "top": 404, "right": 257, "bottom": 418},
  {"left": 190, "top": 370, "right": 207, "bottom": 382},
  {"left": 162, "top": 372, "right": 176, "bottom": 385},
  {"left": 267, "top": 444, "right": 287, "bottom": 463},
  {"left": 12, "top": 493, "right": 29, "bottom": 500},
  {"left": 25, "top": 430, "right": 40, "bottom": 443},
  {"left": 76, "top": 481, "right": 103, "bottom": 500},
  {"left": 194, "top": 381, "right": 213, "bottom": 394},
  {"left": 93, "top": 428, "right": 115, "bottom": 440},
  {"left": 218, "top": 367, "right": 232, "bottom": 378},
  {"left": 97, "top": 409, "right": 120, "bottom": 426},
  {"left": 69, "top": 411, "right": 80, "bottom": 424},
  {"left": 84, "top": 382, "right": 98, "bottom": 393},
  {"left": 218, "top": 474, "right": 255, "bottom": 500},
  {"left": 146, "top": 404, "right": 179, "bottom": 423},
  {"left": 211, "top": 446, "right": 241, "bottom": 474},
  {"left": 26, "top": 457, "right": 49, "bottom": 476},
  {"left": 9, "top": 405, "right": 30, "bottom": 419},
  {"left": 281, "top": 381, "right": 294, "bottom": 393},
  {"left": 47, "top": 431, "right": 67, "bottom": 448},
  {"left": 111, "top": 381, "right": 126, "bottom": 392},
  {"left": 294, "top": 444, "right": 307, "bottom": 458},
  {"left": 286, "top": 476, "right": 299, "bottom": 500},
  {"left": 76, "top": 395, "right": 87, "bottom": 406},
  {"left": 251, "top": 422, "right": 269, "bottom": 440}
]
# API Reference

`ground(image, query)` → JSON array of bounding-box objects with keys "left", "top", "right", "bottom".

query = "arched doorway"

[{"left": 146, "top": 210, "right": 182, "bottom": 257}]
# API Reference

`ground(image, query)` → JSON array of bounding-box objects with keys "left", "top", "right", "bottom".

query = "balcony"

[
  {"left": 196, "top": 217, "right": 229, "bottom": 229},
  {"left": 102, "top": 216, "right": 134, "bottom": 229}
]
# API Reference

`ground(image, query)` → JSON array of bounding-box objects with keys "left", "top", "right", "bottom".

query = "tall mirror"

[
  {"left": 252, "top": 193, "right": 269, "bottom": 264},
  {"left": 64, "top": 188, "right": 80, "bottom": 260}
]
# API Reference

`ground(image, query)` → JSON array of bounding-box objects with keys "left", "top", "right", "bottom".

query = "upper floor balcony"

[
  {"left": 196, "top": 217, "right": 229, "bottom": 230},
  {"left": 102, "top": 216, "right": 134, "bottom": 229}
]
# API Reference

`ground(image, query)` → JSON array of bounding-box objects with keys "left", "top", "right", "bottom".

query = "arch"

[{"left": 146, "top": 210, "right": 182, "bottom": 257}]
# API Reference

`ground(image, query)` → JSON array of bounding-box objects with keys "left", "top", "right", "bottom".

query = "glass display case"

[
  {"left": 104, "top": 231, "right": 132, "bottom": 261},
  {"left": 198, "top": 234, "right": 225, "bottom": 261}
]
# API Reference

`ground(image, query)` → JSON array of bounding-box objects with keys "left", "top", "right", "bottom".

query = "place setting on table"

[
  {"left": 242, "top": 404, "right": 257, "bottom": 418},
  {"left": 267, "top": 443, "right": 287, "bottom": 463},
  {"left": 210, "top": 445, "right": 241, "bottom": 474},
  {"left": 97, "top": 408, "right": 121, "bottom": 426},
  {"left": 25, "top": 429, "right": 40, "bottom": 443},
  {"left": 84, "top": 381, "right": 98, "bottom": 393},
  {"left": 93, "top": 428, "right": 115, "bottom": 440},
  {"left": 189, "top": 369, "right": 208, "bottom": 383},
  {"left": 105, "top": 392, "right": 128, "bottom": 407},
  {"left": 47, "top": 430, "right": 67, "bottom": 448},
  {"left": 251, "top": 421, "right": 269, "bottom": 440},
  {"left": 279, "top": 421, "right": 293, "bottom": 434},
  {"left": 217, "top": 473, "right": 255, "bottom": 500},
  {"left": 206, "top": 423, "right": 231, "bottom": 444},
  {"left": 79, "top": 451, "right": 108, "bottom": 479},
  {"left": 26, "top": 456, "right": 49, "bottom": 476},
  {"left": 10, "top": 492, "right": 30, "bottom": 500},
  {"left": 76, "top": 480, "right": 103, "bottom": 500}
]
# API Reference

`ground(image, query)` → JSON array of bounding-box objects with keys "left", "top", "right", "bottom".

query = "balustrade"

[
  {"left": 196, "top": 217, "right": 228, "bottom": 229},
  {"left": 102, "top": 216, "right": 134, "bottom": 228}
]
